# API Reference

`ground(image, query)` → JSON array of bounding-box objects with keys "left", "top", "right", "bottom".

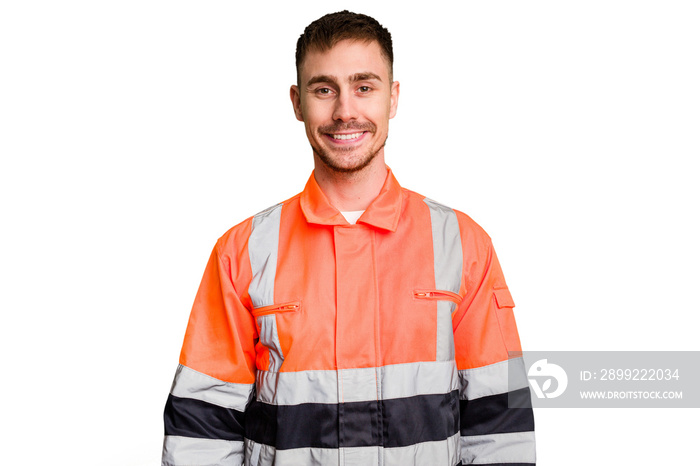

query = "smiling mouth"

[{"left": 330, "top": 132, "right": 365, "bottom": 140}]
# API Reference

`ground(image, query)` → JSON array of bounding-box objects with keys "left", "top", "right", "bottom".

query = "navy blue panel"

[
  {"left": 460, "top": 387, "right": 535, "bottom": 436},
  {"left": 340, "top": 396, "right": 380, "bottom": 447},
  {"left": 383, "top": 390, "right": 460, "bottom": 447},
  {"left": 246, "top": 390, "right": 460, "bottom": 450},
  {"left": 164, "top": 394, "right": 245, "bottom": 441},
  {"left": 246, "top": 401, "right": 342, "bottom": 449}
]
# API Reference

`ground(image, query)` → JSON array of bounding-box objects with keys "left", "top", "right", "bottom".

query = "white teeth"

[{"left": 331, "top": 132, "right": 363, "bottom": 140}]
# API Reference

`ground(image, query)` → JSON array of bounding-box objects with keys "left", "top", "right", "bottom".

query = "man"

[{"left": 163, "top": 11, "right": 535, "bottom": 466}]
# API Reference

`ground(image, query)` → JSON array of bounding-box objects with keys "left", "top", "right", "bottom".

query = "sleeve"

[
  {"left": 162, "top": 245, "right": 258, "bottom": 466},
  {"left": 453, "top": 239, "right": 536, "bottom": 465}
]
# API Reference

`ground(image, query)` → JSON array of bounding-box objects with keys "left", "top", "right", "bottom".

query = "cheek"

[
  {"left": 303, "top": 121, "right": 317, "bottom": 138},
  {"left": 302, "top": 104, "right": 329, "bottom": 127},
  {"left": 370, "top": 100, "right": 392, "bottom": 121}
]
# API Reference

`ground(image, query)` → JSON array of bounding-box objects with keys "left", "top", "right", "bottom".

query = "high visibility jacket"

[{"left": 163, "top": 169, "right": 535, "bottom": 466}]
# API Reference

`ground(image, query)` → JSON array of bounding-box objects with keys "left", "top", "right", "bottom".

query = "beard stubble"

[{"left": 312, "top": 121, "right": 386, "bottom": 174}]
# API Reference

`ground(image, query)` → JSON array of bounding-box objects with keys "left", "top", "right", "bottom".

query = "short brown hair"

[{"left": 295, "top": 10, "right": 394, "bottom": 85}]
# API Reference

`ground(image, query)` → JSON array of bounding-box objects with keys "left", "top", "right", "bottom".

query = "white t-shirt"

[{"left": 340, "top": 210, "right": 365, "bottom": 225}]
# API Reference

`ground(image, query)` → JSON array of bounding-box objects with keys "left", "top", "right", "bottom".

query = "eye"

[
  {"left": 315, "top": 87, "right": 333, "bottom": 96},
  {"left": 358, "top": 86, "right": 371, "bottom": 93}
]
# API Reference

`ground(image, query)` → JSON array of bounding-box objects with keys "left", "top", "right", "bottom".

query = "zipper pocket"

[
  {"left": 413, "top": 289, "right": 462, "bottom": 305},
  {"left": 251, "top": 301, "right": 301, "bottom": 317}
]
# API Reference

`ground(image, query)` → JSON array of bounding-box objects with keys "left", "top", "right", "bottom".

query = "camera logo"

[{"left": 528, "top": 359, "right": 568, "bottom": 399}]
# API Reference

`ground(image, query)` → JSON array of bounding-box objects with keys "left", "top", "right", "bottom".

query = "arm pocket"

[{"left": 493, "top": 287, "right": 522, "bottom": 353}]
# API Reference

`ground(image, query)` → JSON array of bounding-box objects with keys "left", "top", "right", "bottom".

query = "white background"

[{"left": 1, "top": 1, "right": 698, "bottom": 464}]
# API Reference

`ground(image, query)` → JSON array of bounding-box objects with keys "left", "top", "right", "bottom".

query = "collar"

[{"left": 300, "top": 167, "right": 403, "bottom": 232}]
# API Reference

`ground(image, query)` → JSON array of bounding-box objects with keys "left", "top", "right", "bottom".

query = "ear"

[
  {"left": 290, "top": 85, "right": 304, "bottom": 122},
  {"left": 389, "top": 81, "right": 400, "bottom": 119}
]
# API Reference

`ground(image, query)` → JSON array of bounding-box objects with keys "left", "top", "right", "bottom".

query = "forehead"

[{"left": 299, "top": 40, "right": 391, "bottom": 83}]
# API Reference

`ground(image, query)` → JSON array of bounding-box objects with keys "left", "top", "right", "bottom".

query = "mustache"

[{"left": 318, "top": 122, "right": 376, "bottom": 134}]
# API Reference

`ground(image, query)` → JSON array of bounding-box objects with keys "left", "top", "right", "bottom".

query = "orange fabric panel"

[
  {"left": 451, "top": 214, "right": 522, "bottom": 370},
  {"left": 375, "top": 195, "right": 439, "bottom": 364},
  {"left": 495, "top": 305, "right": 523, "bottom": 355},
  {"left": 334, "top": 226, "right": 379, "bottom": 369},
  {"left": 272, "top": 198, "right": 338, "bottom": 371},
  {"left": 179, "top": 226, "right": 257, "bottom": 383}
]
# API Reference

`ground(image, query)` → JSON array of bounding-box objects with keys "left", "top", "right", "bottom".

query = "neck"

[{"left": 313, "top": 154, "right": 388, "bottom": 211}]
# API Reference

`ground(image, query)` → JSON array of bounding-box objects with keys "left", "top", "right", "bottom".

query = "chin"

[{"left": 315, "top": 149, "right": 379, "bottom": 174}]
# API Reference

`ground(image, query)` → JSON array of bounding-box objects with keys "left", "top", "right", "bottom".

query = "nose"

[{"left": 332, "top": 92, "right": 358, "bottom": 122}]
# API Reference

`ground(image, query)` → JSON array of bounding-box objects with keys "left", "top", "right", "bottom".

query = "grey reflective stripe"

[
  {"left": 437, "top": 301, "right": 456, "bottom": 361},
  {"left": 170, "top": 364, "right": 254, "bottom": 411},
  {"left": 382, "top": 360, "right": 459, "bottom": 400},
  {"left": 257, "top": 315, "right": 284, "bottom": 372},
  {"left": 385, "top": 433, "right": 460, "bottom": 465},
  {"left": 248, "top": 204, "right": 284, "bottom": 372},
  {"left": 460, "top": 431, "right": 536, "bottom": 465},
  {"left": 341, "top": 446, "right": 378, "bottom": 466},
  {"left": 424, "top": 198, "right": 463, "bottom": 361},
  {"left": 256, "top": 360, "right": 458, "bottom": 405},
  {"left": 244, "top": 434, "right": 460, "bottom": 466},
  {"left": 249, "top": 441, "right": 262, "bottom": 466},
  {"left": 245, "top": 439, "right": 337, "bottom": 466},
  {"left": 162, "top": 435, "right": 244, "bottom": 466},
  {"left": 458, "top": 357, "right": 529, "bottom": 400},
  {"left": 339, "top": 366, "right": 379, "bottom": 403},
  {"left": 248, "top": 203, "right": 283, "bottom": 308},
  {"left": 423, "top": 198, "right": 463, "bottom": 293}
]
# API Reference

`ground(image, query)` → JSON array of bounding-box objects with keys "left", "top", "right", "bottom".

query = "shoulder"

[
  {"left": 214, "top": 192, "right": 303, "bottom": 257},
  {"left": 401, "top": 187, "right": 493, "bottom": 247}
]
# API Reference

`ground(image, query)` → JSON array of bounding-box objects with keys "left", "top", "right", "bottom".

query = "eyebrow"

[{"left": 306, "top": 72, "right": 383, "bottom": 87}]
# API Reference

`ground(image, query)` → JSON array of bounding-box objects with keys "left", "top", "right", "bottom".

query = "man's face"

[{"left": 291, "top": 40, "right": 400, "bottom": 174}]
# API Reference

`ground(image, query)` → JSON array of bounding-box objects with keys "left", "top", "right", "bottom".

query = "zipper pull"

[{"left": 414, "top": 290, "right": 463, "bottom": 304}]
